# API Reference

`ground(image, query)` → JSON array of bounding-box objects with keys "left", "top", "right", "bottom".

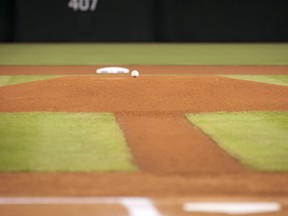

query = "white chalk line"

[
  {"left": 0, "top": 197, "right": 162, "bottom": 216},
  {"left": 121, "top": 198, "right": 162, "bottom": 216},
  {"left": 0, "top": 197, "right": 283, "bottom": 215},
  {"left": 183, "top": 202, "right": 282, "bottom": 215}
]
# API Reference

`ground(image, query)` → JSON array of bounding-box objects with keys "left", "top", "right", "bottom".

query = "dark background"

[{"left": 1, "top": 0, "right": 288, "bottom": 42}]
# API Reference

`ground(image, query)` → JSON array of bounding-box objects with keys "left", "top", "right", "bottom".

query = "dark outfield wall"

[
  {"left": 156, "top": 0, "right": 288, "bottom": 42},
  {"left": 1, "top": 0, "right": 288, "bottom": 42},
  {"left": 14, "top": 0, "right": 155, "bottom": 42},
  {"left": 0, "top": 0, "right": 14, "bottom": 41}
]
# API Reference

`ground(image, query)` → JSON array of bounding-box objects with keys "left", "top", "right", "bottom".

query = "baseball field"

[{"left": 0, "top": 43, "right": 288, "bottom": 215}]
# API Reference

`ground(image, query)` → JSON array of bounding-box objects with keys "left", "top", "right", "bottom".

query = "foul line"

[
  {"left": 0, "top": 197, "right": 162, "bottom": 216},
  {"left": 183, "top": 202, "right": 282, "bottom": 214}
]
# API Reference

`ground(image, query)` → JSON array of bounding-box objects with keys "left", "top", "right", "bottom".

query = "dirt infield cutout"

[
  {"left": 1, "top": 66, "right": 288, "bottom": 203},
  {"left": 1, "top": 75, "right": 288, "bottom": 174}
]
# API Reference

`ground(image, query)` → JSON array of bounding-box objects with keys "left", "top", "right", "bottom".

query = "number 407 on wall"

[{"left": 68, "top": 0, "right": 98, "bottom": 12}]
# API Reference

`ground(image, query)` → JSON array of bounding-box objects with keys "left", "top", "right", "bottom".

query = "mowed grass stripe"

[
  {"left": 222, "top": 75, "right": 288, "bottom": 87},
  {"left": 0, "top": 44, "right": 288, "bottom": 65},
  {"left": 0, "top": 75, "right": 62, "bottom": 87},
  {"left": 0, "top": 112, "right": 137, "bottom": 172},
  {"left": 187, "top": 112, "right": 288, "bottom": 171}
]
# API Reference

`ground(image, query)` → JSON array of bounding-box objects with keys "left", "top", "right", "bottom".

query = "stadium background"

[{"left": 0, "top": 0, "right": 288, "bottom": 42}]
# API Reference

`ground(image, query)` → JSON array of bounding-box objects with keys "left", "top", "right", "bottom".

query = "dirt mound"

[{"left": 1, "top": 76, "right": 288, "bottom": 113}]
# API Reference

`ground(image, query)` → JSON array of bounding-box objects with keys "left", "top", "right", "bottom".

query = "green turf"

[
  {"left": 0, "top": 112, "right": 137, "bottom": 172},
  {"left": 186, "top": 112, "right": 288, "bottom": 171},
  {"left": 221, "top": 75, "right": 288, "bottom": 87},
  {"left": 0, "top": 75, "right": 61, "bottom": 87},
  {"left": 0, "top": 43, "right": 287, "bottom": 65}
]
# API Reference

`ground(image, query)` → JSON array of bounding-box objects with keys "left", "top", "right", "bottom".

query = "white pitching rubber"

[{"left": 96, "top": 67, "right": 129, "bottom": 74}]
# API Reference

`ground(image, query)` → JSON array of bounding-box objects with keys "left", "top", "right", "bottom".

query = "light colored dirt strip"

[
  {"left": 0, "top": 65, "right": 288, "bottom": 75},
  {"left": 116, "top": 113, "right": 244, "bottom": 174}
]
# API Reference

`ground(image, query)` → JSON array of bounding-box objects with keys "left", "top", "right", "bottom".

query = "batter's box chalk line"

[
  {"left": 0, "top": 196, "right": 162, "bottom": 216},
  {"left": 183, "top": 201, "right": 282, "bottom": 215}
]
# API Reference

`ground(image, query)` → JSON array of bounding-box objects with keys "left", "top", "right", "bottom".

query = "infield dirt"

[{"left": 0, "top": 65, "right": 288, "bottom": 199}]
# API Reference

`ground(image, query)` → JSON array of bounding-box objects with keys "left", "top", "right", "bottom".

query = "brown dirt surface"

[
  {"left": 0, "top": 204, "right": 127, "bottom": 216},
  {"left": 0, "top": 65, "right": 288, "bottom": 75},
  {"left": 1, "top": 65, "right": 288, "bottom": 201},
  {"left": 1, "top": 76, "right": 288, "bottom": 113},
  {"left": 1, "top": 172, "right": 288, "bottom": 197},
  {"left": 116, "top": 113, "right": 244, "bottom": 174}
]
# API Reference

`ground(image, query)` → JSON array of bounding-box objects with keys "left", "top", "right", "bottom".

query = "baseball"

[{"left": 131, "top": 70, "right": 139, "bottom": 78}]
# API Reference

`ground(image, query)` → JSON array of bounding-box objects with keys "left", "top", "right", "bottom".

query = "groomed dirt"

[
  {"left": 0, "top": 65, "right": 288, "bottom": 199},
  {"left": 1, "top": 65, "right": 288, "bottom": 75}
]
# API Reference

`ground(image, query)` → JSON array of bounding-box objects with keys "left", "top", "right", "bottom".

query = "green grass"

[
  {"left": 222, "top": 75, "right": 288, "bottom": 87},
  {"left": 0, "top": 112, "right": 137, "bottom": 172},
  {"left": 186, "top": 111, "right": 288, "bottom": 171},
  {"left": 0, "top": 75, "right": 61, "bottom": 87},
  {"left": 0, "top": 43, "right": 287, "bottom": 65}
]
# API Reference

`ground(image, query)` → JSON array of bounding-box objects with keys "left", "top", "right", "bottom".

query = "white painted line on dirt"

[
  {"left": 121, "top": 197, "right": 162, "bottom": 216},
  {"left": 0, "top": 197, "right": 117, "bottom": 205},
  {"left": 183, "top": 202, "right": 281, "bottom": 215},
  {"left": 0, "top": 197, "right": 162, "bottom": 216}
]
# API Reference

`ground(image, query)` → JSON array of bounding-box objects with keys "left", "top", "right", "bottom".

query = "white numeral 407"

[{"left": 68, "top": 0, "right": 98, "bottom": 12}]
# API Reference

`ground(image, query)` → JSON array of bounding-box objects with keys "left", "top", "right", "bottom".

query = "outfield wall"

[
  {"left": 0, "top": 0, "right": 14, "bottom": 41},
  {"left": 13, "top": 0, "right": 155, "bottom": 42},
  {"left": 1, "top": 0, "right": 288, "bottom": 42},
  {"left": 156, "top": 0, "right": 288, "bottom": 42}
]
